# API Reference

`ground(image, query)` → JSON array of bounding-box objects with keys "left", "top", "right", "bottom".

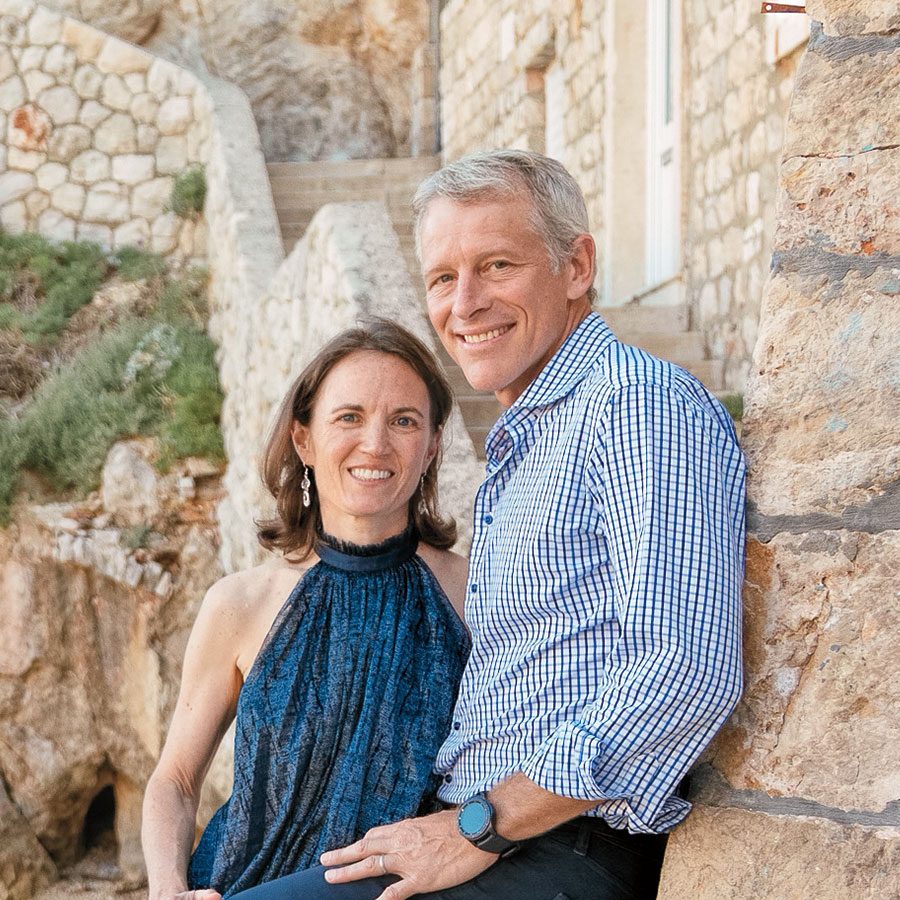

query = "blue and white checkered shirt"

[{"left": 435, "top": 312, "right": 745, "bottom": 834}]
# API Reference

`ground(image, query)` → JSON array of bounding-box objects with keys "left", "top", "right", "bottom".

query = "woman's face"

[{"left": 291, "top": 350, "right": 440, "bottom": 544}]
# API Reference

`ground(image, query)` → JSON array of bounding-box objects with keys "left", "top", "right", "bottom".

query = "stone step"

[
  {"left": 598, "top": 303, "right": 689, "bottom": 334},
  {"left": 267, "top": 156, "right": 440, "bottom": 179}
]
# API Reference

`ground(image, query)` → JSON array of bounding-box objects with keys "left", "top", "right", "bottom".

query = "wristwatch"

[{"left": 457, "top": 792, "right": 520, "bottom": 857}]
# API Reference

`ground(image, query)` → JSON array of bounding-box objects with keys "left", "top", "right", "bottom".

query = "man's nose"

[{"left": 451, "top": 271, "right": 490, "bottom": 319}]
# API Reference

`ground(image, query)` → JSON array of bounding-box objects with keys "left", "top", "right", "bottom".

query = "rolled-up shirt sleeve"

[{"left": 519, "top": 382, "right": 746, "bottom": 832}]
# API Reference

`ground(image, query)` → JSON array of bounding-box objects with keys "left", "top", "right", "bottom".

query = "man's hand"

[
  {"left": 167, "top": 891, "right": 222, "bottom": 899},
  {"left": 320, "top": 809, "right": 498, "bottom": 900}
]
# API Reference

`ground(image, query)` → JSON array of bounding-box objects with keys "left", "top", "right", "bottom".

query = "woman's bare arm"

[{"left": 142, "top": 575, "right": 246, "bottom": 899}]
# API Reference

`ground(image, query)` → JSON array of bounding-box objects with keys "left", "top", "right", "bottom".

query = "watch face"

[{"left": 458, "top": 796, "right": 492, "bottom": 840}]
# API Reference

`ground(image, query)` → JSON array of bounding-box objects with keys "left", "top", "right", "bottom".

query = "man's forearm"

[
  {"left": 142, "top": 772, "right": 200, "bottom": 898},
  {"left": 487, "top": 772, "right": 600, "bottom": 841}
]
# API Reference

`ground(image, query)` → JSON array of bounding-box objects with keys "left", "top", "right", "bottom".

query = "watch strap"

[{"left": 472, "top": 829, "right": 520, "bottom": 857}]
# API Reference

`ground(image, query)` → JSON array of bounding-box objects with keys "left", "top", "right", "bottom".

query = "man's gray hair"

[{"left": 413, "top": 149, "right": 596, "bottom": 303}]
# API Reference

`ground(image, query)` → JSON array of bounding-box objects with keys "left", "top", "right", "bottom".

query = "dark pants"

[{"left": 230, "top": 817, "right": 668, "bottom": 900}]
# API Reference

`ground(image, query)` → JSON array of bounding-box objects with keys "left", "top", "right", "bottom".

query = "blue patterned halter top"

[{"left": 188, "top": 526, "right": 471, "bottom": 897}]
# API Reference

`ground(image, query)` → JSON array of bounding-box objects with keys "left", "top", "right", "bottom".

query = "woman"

[{"left": 141, "top": 319, "right": 471, "bottom": 899}]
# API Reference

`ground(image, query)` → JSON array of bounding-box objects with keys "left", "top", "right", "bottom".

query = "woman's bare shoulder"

[
  {"left": 202, "top": 556, "right": 316, "bottom": 620},
  {"left": 417, "top": 544, "right": 469, "bottom": 619}
]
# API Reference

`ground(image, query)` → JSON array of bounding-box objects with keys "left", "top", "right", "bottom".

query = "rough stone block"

[
  {"left": 7, "top": 145, "right": 42, "bottom": 171},
  {"left": 43, "top": 44, "right": 75, "bottom": 81},
  {"left": 96, "top": 37, "right": 151, "bottom": 75},
  {"left": 113, "top": 217, "right": 149, "bottom": 249},
  {"left": 37, "top": 206, "right": 74, "bottom": 241},
  {"left": 136, "top": 122, "right": 158, "bottom": 153},
  {"left": 0, "top": 168, "right": 34, "bottom": 204},
  {"left": 50, "top": 181, "right": 84, "bottom": 217},
  {"left": 713, "top": 532, "right": 900, "bottom": 811},
  {"left": 156, "top": 95, "right": 192, "bottom": 135},
  {"left": 46, "top": 122, "right": 90, "bottom": 163},
  {"left": 35, "top": 160, "right": 66, "bottom": 191},
  {"left": 72, "top": 63, "right": 102, "bottom": 100},
  {"left": 0, "top": 198, "right": 26, "bottom": 230},
  {"left": 78, "top": 98, "right": 111, "bottom": 129},
  {"left": 101, "top": 72, "right": 132, "bottom": 112},
  {"left": 75, "top": 219, "right": 112, "bottom": 246},
  {"left": 156, "top": 134, "right": 187, "bottom": 174},
  {"left": 94, "top": 111, "right": 137, "bottom": 154},
  {"left": 784, "top": 34, "right": 900, "bottom": 159},
  {"left": 101, "top": 441, "right": 160, "bottom": 526},
  {"left": 743, "top": 267, "right": 899, "bottom": 520},
  {"left": 130, "top": 91, "right": 158, "bottom": 124},
  {"left": 149, "top": 211, "right": 180, "bottom": 254},
  {"left": 36, "top": 85, "right": 79, "bottom": 124},
  {"left": 806, "top": 0, "right": 900, "bottom": 37},
  {"left": 658, "top": 805, "right": 900, "bottom": 899},
  {"left": 83, "top": 180, "right": 129, "bottom": 223},
  {"left": 111, "top": 153, "right": 154, "bottom": 185},
  {"left": 776, "top": 149, "right": 900, "bottom": 257},
  {"left": 131, "top": 176, "right": 171, "bottom": 219},
  {"left": 22, "top": 68, "right": 52, "bottom": 102},
  {"left": 70, "top": 148, "right": 110, "bottom": 184},
  {"left": 26, "top": 5, "right": 61, "bottom": 46},
  {"left": 0, "top": 74, "right": 25, "bottom": 111}
]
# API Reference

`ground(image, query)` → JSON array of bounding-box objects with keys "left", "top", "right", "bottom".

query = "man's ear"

[
  {"left": 566, "top": 233, "right": 596, "bottom": 302},
  {"left": 290, "top": 420, "right": 313, "bottom": 466}
]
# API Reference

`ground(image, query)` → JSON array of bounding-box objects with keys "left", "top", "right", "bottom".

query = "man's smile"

[{"left": 458, "top": 325, "right": 513, "bottom": 345}]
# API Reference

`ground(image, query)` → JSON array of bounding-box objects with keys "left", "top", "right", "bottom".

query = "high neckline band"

[{"left": 315, "top": 524, "right": 419, "bottom": 573}]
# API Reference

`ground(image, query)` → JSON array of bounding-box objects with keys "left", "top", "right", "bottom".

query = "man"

[{"left": 323, "top": 151, "right": 744, "bottom": 898}]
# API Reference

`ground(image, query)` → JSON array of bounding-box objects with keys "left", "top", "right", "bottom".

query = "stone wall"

[
  {"left": 211, "top": 198, "right": 483, "bottom": 573},
  {"left": 658, "top": 1, "right": 900, "bottom": 895},
  {"left": 0, "top": 0, "right": 209, "bottom": 259},
  {"left": 685, "top": 0, "right": 802, "bottom": 389},
  {"left": 438, "top": 0, "right": 809, "bottom": 392},
  {"left": 439, "top": 0, "right": 605, "bottom": 260}
]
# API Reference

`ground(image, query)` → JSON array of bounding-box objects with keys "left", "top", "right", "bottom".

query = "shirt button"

[
  {"left": 470, "top": 584, "right": 478, "bottom": 594},
  {"left": 483, "top": 514, "right": 493, "bottom": 525},
  {"left": 444, "top": 774, "right": 453, "bottom": 784},
  {"left": 453, "top": 721, "right": 461, "bottom": 730}
]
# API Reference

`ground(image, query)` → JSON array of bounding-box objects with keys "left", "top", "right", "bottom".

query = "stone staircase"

[{"left": 267, "top": 157, "right": 723, "bottom": 457}]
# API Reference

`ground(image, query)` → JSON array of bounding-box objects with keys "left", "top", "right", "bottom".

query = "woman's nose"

[{"left": 359, "top": 420, "right": 390, "bottom": 453}]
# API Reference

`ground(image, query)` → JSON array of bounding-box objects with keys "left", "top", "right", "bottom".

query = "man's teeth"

[
  {"left": 350, "top": 468, "right": 392, "bottom": 481},
  {"left": 462, "top": 327, "right": 508, "bottom": 344}
]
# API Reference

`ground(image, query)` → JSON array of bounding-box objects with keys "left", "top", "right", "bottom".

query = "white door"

[{"left": 646, "top": 0, "right": 681, "bottom": 288}]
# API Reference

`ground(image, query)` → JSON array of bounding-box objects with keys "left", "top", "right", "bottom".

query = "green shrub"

[
  {"left": 170, "top": 167, "right": 206, "bottom": 218},
  {"left": 720, "top": 393, "right": 744, "bottom": 422},
  {"left": 16, "top": 320, "right": 153, "bottom": 493},
  {"left": 115, "top": 246, "right": 167, "bottom": 282},
  {"left": 0, "top": 416, "right": 24, "bottom": 525}
]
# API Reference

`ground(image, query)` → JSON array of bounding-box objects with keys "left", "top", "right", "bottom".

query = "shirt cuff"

[{"left": 518, "top": 721, "right": 692, "bottom": 833}]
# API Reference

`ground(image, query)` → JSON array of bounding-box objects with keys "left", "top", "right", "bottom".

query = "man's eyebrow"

[{"left": 393, "top": 406, "right": 426, "bottom": 417}]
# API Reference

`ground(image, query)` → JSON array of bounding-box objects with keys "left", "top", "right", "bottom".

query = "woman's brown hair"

[{"left": 256, "top": 318, "right": 457, "bottom": 558}]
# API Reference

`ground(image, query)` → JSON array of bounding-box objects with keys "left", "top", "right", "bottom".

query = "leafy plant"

[
  {"left": 114, "top": 245, "right": 167, "bottom": 282},
  {"left": 170, "top": 166, "right": 207, "bottom": 218},
  {"left": 720, "top": 393, "right": 744, "bottom": 422}
]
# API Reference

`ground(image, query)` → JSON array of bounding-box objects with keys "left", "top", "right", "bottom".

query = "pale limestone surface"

[
  {"left": 659, "top": 3, "right": 900, "bottom": 896},
  {"left": 807, "top": 0, "right": 900, "bottom": 37},
  {"left": 0, "top": 0, "right": 208, "bottom": 262},
  {"left": 38, "top": 0, "right": 427, "bottom": 161},
  {"left": 0, "top": 456, "right": 224, "bottom": 899},
  {"left": 714, "top": 533, "right": 900, "bottom": 812},
  {"left": 658, "top": 805, "right": 900, "bottom": 899}
]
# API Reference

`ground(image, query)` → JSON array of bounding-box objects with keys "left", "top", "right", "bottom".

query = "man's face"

[{"left": 420, "top": 195, "right": 591, "bottom": 408}]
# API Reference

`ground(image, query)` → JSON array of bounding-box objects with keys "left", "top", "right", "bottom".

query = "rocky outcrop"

[
  {"left": 0, "top": 439, "right": 225, "bottom": 898},
  {"left": 38, "top": 0, "right": 428, "bottom": 161}
]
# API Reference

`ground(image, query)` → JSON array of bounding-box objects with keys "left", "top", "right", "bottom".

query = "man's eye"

[
  {"left": 395, "top": 416, "right": 416, "bottom": 427},
  {"left": 338, "top": 413, "right": 359, "bottom": 423},
  {"left": 491, "top": 260, "right": 509, "bottom": 270}
]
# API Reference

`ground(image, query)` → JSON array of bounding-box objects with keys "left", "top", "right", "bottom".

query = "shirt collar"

[{"left": 511, "top": 312, "right": 616, "bottom": 411}]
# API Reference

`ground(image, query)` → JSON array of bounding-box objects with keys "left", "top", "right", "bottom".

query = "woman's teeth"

[{"left": 349, "top": 468, "right": 392, "bottom": 481}]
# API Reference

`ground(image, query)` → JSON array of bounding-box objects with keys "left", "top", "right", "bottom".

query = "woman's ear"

[
  {"left": 291, "top": 420, "right": 313, "bottom": 467},
  {"left": 424, "top": 425, "right": 442, "bottom": 471}
]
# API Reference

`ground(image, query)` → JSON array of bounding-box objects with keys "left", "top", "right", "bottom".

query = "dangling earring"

[
  {"left": 418, "top": 473, "right": 427, "bottom": 516},
  {"left": 301, "top": 465, "right": 311, "bottom": 509}
]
